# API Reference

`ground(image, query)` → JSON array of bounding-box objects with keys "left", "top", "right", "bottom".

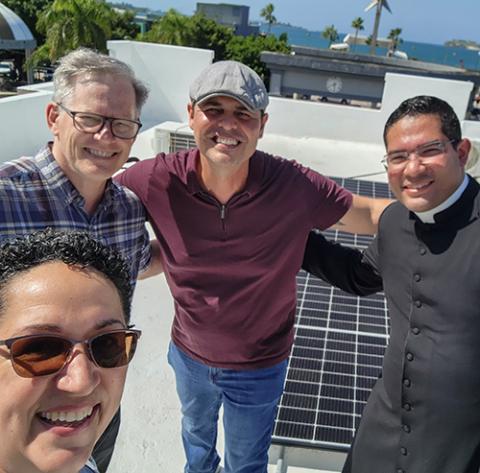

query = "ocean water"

[{"left": 261, "top": 24, "right": 480, "bottom": 71}]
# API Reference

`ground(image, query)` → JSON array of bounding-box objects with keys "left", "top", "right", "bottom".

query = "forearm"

[
  {"left": 335, "top": 195, "right": 393, "bottom": 235},
  {"left": 138, "top": 239, "right": 164, "bottom": 280},
  {"left": 302, "top": 231, "right": 383, "bottom": 296}
]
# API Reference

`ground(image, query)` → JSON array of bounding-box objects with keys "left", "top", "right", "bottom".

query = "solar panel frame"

[{"left": 272, "top": 177, "right": 392, "bottom": 452}]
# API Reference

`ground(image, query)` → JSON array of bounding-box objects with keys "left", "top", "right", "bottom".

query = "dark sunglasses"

[{"left": 0, "top": 328, "right": 141, "bottom": 378}]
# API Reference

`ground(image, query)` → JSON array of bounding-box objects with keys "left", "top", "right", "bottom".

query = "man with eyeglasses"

[
  {"left": 302, "top": 95, "right": 477, "bottom": 473},
  {"left": 0, "top": 48, "right": 161, "bottom": 472}
]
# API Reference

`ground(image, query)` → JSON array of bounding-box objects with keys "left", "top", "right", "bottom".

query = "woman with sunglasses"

[{"left": 0, "top": 229, "right": 141, "bottom": 473}]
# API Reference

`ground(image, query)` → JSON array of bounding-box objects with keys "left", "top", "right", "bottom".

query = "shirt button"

[
  {"left": 400, "top": 447, "right": 408, "bottom": 455},
  {"left": 402, "top": 424, "right": 411, "bottom": 433},
  {"left": 403, "top": 378, "right": 411, "bottom": 387},
  {"left": 406, "top": 353, "right": 414, "bottom": 361},
  {"left": 414, "top": 273, "right": 421, "bottom": 282},
  {"left": 397, "top": 469, "right": 405, "bottom": 473},
  {"left": 403, "top": 402, "right": 412, "bottom": 411},
  {"left": 415, "top": 300, "right": 422, "bottom": 308},
  {"left": 411, "top": 327, "right": 420, "bottom": 335},
  {"left": 420, "top": 247, "right": 426, "bottom": 255}
]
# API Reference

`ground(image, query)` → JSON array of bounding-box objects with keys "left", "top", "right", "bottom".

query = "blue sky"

[{"left": 114, "top": 0, "right": 480, "bottom": 46}]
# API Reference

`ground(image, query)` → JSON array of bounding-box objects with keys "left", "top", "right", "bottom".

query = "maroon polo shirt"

[{"left": 117, "top": 149, "right": 352, "bottom": 369}]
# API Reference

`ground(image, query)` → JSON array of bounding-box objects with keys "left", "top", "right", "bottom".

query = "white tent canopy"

[{"left": 0, "top": 2, "right": 36, "bottom": 83}]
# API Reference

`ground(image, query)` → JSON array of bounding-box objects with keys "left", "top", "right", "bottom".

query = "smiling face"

[
  {"left": 386, "top": 114, "right": 470, "bottom": 212},
  {"left": 0, "top": 262, "right": 127, "bottom": 473},
  {"left": 188, "top": 96, "right": 268, "bottom": 177},
  {"left": 47, "top": 73, "right": 138, "bottom": 198}
]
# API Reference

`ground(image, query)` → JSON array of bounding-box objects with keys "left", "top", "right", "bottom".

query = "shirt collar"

[
  {"left": 35, "top": 144, "right": 72, "bottom": 189},
  {"left": 35, "top": 143, "right": 118, "bottom": 208},
  {"left": 187, "top": 148, "right": 264, "bottom": 197},
  {"left": 414, "top": 174, "right": 469, "bottom": 223}
]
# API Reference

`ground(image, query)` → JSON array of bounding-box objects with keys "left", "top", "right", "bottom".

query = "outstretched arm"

[
  {"left": 334, "top": 195, "right": 392, "bottom": 235},
  {"left": 302, "top": 230, "right": 382, "bottom": 296}
]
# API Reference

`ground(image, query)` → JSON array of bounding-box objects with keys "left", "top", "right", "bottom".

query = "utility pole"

[{"left": 365, "top": 0, "right": 392, "bottom": 55}]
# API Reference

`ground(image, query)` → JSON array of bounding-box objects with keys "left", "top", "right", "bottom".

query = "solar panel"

[{"left": 272, "top": 177, "right": 392, "bottom": 451}]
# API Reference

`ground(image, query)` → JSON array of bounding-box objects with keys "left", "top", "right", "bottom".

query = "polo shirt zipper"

[
  {"left": 198, "top": 191, "right": 228, "bottom": 232},
  {"left": 220, "top": 204, "right": 226, "bottom": 232}
]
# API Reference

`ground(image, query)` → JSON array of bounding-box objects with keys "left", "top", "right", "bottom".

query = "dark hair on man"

[
  {"left": 383, "top": 95, "right": 462, "bottom": 146},
  {"left": 0, "top": 229, "right": 133, "bottom": 321}
]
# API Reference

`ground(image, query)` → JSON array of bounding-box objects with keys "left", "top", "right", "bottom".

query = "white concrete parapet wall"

[
  {"left": 108, "top": 40, "right": 213, "bottom": 129},
  {"left": 266, "top": 95, "right": 383, "bottom": 145},
  {"left": 382, "top": 72, "right": 474, "bottom": 120},
  {"left": 1, "top": 41, "right": 480, "bottom": 170},
  {"left": 0, "top": 85, "right": 51, "bottom": 161}
]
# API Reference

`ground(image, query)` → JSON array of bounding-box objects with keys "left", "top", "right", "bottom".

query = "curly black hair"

[
  {"left": 0, "top": 229, "right": 132, "bottom": 321},
  {"left": 384, "top": 95, "right": 462, "bottom": 146}
]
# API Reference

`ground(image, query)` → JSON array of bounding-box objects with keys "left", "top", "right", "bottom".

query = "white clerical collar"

[{"left": 414, "top": 175, "right": 469, "bottom": 223}]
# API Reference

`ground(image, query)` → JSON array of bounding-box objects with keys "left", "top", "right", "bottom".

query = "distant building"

[
  {"left": 261, "top": 45, "right": 480, "bottom": 110},
  {"left": 133, "top": 11, "right": 161, "bottom": 34},
  {"left": 112, "top": 7, "right": 162, "bottom": 34},
  {"left": 343, "top": 33, "right": 392, "bottom": 49},
  {"left": 196, "top": 3, "right": 259, "bottom": 36}
]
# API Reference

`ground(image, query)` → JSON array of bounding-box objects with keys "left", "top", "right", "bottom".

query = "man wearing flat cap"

[{"left": 117, "top": 60, "right": 390, "bottom": 473}]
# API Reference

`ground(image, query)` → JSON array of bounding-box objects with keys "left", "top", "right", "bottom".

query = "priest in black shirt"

[{"left": 303, "top": 95, "right": 478, "bottom": 473}]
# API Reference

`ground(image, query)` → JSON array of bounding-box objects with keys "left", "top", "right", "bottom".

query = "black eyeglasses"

[
  {"left": 0, "top": 328, "right": 141, "bottom": 378},
  {"left": 381, "top": 139, "right": 458, "bottom": 170},
  {"left": 56, "top": 103, "right": 142, "bottom": 140}
]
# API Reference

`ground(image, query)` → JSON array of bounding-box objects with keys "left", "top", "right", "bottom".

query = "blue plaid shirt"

[{"left": 0, "top": 145, "right": 150, "bottom": 284}]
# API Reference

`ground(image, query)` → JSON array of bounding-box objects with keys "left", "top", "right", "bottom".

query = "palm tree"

[
  {"left": 365, "top": 0, "right": 392, "bottom": 55},
  {"left": 351, "top": 17, "right": 364, "bottom": 52},
  {"left": 322, "top": 24, "right": 339, "bottom": 48},
  {"left": 387, "top": 27, "right": 402, "bottom": 54},
  {"left": 143, "top": 9, "right": 191, "bottom": 45},
  {"left": 260, "top": 3, "right": 277, "bottom": 34},
  {"left": 33, "top": 0, "right": 112, "bottom": 64}
]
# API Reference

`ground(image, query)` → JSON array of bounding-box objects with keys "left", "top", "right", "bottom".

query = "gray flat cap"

[{"left": 189, "top": 60, "right": 269, "bottom": 112}]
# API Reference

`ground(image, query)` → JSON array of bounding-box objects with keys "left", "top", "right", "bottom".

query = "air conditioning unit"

[
  {"left": 152, "top": 121, "right": 195, "bottom": 154},
  {"left": 467, "top": 140, "right": 480, "bottom": 179}
]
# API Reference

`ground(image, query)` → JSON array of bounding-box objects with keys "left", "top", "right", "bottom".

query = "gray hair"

[{"left": 52, "top": 48, "right": 149, "bottom": 112}]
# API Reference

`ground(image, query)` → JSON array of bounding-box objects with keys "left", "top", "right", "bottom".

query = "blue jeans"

[{"left": 168, "top": 342, "right": 288, "bottom": 473}]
